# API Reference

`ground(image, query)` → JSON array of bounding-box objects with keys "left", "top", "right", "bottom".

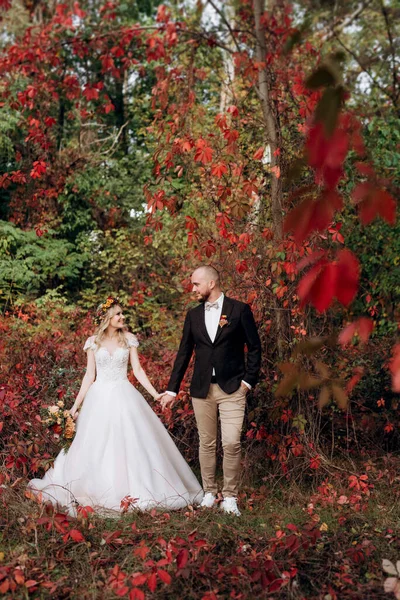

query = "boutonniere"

[{"left": 219, "top": 315, "right": 229, "bottom": 328}]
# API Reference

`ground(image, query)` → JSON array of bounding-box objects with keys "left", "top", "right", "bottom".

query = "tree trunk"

[
  {"left": 219, "top": 3, "right": 236, "bottom": 113},
  {"left": 253, "top": 0, "right": 288, "bottom": 357},
  {"left": 253, "top": 0, "right": 283, "bottom": 237}
]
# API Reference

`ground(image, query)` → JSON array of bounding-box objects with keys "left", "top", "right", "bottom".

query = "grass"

[{"left": 1, "top": 467, "right": 400, "bottom": 599}]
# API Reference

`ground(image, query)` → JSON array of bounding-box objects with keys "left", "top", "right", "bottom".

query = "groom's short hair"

[{"left": 197, "top": 265, "right": 220, "bottom": 286}]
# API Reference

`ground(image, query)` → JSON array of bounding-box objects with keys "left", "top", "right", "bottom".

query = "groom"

[{"left": 160, "top": 266, "right": 261, "bottom": 516}]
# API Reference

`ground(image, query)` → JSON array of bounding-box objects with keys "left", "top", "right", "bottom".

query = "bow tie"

[{"left": 205, "top": 301, "right": 219, "bottom": 311}]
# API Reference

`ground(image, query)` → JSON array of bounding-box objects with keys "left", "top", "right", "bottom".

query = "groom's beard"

[{"left": 197, "top": 292, "right": 211, "bottom": 303}]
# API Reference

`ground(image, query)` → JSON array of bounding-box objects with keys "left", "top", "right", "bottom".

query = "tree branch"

[
  {"left": 205, "top": 0, "right": 241, "bottom": 53},
  {"left": 333, "top": 33, "right": 398, "bottom": 108},
  {"left": 320, "top": 0, "right": 374, "bottom": 43},
  {"left": 379, "top": 0, "right": 399, "bottom": 104}
]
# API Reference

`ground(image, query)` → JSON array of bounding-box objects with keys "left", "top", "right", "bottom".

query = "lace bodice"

[{"left": 84, "top": 334, "right": 139, "bottom": 383}]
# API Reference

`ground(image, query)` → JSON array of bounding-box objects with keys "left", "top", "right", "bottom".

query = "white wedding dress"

[{"left": 28, "top": 334, "right": 203, "bottom": 515}]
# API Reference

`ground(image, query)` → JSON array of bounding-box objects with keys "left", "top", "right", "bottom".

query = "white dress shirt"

[
  {"left": 166, "top": 293, "right": 250, "bottom": 396},
  {"left": 206, "top": 293, "right": 224, "bottom": 364}
]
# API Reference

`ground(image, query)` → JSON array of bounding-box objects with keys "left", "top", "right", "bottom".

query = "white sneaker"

[
  {"left": 200, "top": 492, "right": 217, "bottom": 508},
  {"left": 221, "top": 497, "right": 241, "bottom": 516}
]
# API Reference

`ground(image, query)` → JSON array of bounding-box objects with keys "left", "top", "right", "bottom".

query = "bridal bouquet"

[{"left": 40, "top": 397, "right": 76, "bottom": 451}]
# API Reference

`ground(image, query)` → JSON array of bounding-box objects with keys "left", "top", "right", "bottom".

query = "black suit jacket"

[{"left": 167, "top": 296, "right": 262, "bottom": 398}]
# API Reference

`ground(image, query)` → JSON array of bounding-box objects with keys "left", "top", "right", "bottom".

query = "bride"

[{"left": 28, "top": 296, "right": 203, "bottom": 515}]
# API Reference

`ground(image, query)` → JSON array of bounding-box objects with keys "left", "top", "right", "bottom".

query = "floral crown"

[{"left": 94, "top": 296, "right": 121, "bottom": 326}]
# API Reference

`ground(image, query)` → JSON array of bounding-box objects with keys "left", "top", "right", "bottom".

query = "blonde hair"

[{"left": 94, "top": 304, "right": 129, "bottom": 348}]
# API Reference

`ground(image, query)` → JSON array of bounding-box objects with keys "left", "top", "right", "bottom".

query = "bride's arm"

[
  {"left": 129, "top": 346, "right": 159, "bottom": 400},
  {"left": 69, "top": 350, "right": 96, "bottom": 418}
]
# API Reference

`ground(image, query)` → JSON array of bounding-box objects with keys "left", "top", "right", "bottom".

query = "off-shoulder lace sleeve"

[
  {"left": 83, "top": 336, "right": 97, "bottom": 352},
  {"left": 126, "top": 332, "right": 139, "bottom": 348}
]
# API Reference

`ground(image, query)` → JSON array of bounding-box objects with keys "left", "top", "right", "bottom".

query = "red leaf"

[
  {"left": 211, "top": 163, "right": 228, "bottom": 178},
  {"left": 185, "top": 216, "right": 198, "bottom": 232},
  {"left": 335, "top": 249, "right": 359, "bottom": 306},
  {"left": 176, "top": 548, "right": 189, "bottom": 569},
  {"left": 227, "top": 105, "right": 239, "bottom": 117},
  {"left": 130, "top": 573, "right": 148, "bottom": 586},
  {"left": 242, "top": 180, "right": 258, "bottom": 196},
  {"left": 129, "top": 589, "right": 145, "bottom": 600},
  {"left": 353, "top": 183, "right": 396, "bottom": 226},
  {"left": 284, "top": 190, "right": 343, "bottom": 243},
  {"left": 201, "top": 240, "right": 216, "bottom": 258},
  {"left": 269, "top": 578, "right": 284, "bottom": 592},
  {"left": 298, "top": 260, "right": 336, "bottom": 313},
  {"left": 14, "top": 569, "right": 25, "bottom": 584},
  {"left": 147, "top": 572, "right": 157, "bottom": 593},
  {"left": 156, "top": 4, "right": 169, "bottom": 22},
  {"left": 194, "top": 139, "right": 213, "bottom": 164},
  {"left": 30, "top": 160, "right": 46, "bottom": 180},
  {"left": 77, "top": 505, "right": 94, "bottom": 518},
  {"left": 0, "top": 581, "right": 9, "bottom": 594},
  {"left": 355, "top": 161, "right": 375, "bottom": 177},
  {"left": 339, "top": 318, "right": 373, "bottom": 346},
  {"left": 298, "top": 248, "right": 359, "bottom": 312},
  {"left": 306, "top": 122, "right": 348, "bottom": 189},
  {"left": 180, "top": 139, "right": 193, "bottom": 153},
  {"left": 10, "top": 170, "right": 26, "bottom": 184},
  {"left": 215, "top": 113, "right": 228, "bottom": 130},
  {"left": 253, "top": 146, "right": 264, "bottom": 160},
  {"left": 69, "top": 529, "right": 85, "bottom": 543},
  {"left": 133, "top": 543, "right": 150, "bottom": 560},
  {"left": 44, "top": 117, "right": 56, "bottom": 127},
  {"left": 157, "top": 569, "right": 172, "bottom": 585},
  {"left": 223, "top": 128, "right": 239, "bottom": 144},
  {"left": 83, "top": 85, "right": 100, "bottom": 101},
  {"left": 101, "top": 55, "right": 115, "bottom": 71},
  {"left": 235, "top": 259, "right": 248, "bottom": 274},
  {"left": 346, "top": 367, "right": 364, "bottom": 393},
  {"left": 310, "top": 456, "right": 321, "bottom": 469},
  {"left": 297, "top": 249, "right": 326, "bottom": 271},
  {"left": 390, "top": 344, "right": 400, "bottom": 393},
  {"left": 73, "top": 1, "right": 87, "bottom": 18}
]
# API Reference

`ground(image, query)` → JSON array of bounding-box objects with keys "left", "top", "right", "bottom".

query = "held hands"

[{"left": 159, "top": 393, "right": 174, "bottom": 410}]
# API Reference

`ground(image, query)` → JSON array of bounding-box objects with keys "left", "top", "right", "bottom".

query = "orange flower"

[
  {"left": 219, "top": 315, "right": 229, "bottom": 328},
  {"left": 64, "top": 416, "right": 76, "bottom": 439}
]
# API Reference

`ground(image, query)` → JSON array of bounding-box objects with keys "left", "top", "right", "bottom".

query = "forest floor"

[{"left": 1, "top": 465, "right": 399, "bottom": 599}]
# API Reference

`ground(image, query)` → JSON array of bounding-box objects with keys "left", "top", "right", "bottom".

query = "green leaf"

[{"left": 293, "top": 414, "right": 307, "bottom": 433}]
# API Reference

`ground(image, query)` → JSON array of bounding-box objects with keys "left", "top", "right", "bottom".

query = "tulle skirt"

[{"left": 28, "top": 378, "right": 203, "bottom": 515}]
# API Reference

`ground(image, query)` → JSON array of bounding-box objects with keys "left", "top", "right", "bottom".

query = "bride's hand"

[
  {"left": 153, "top": 393, "right": 163, "bottom": 402},
  {"left": 69, "top": 406, "right": 79, "bottom": 420},
  {"left": 160, "top": 393, "right": 174, "bottom": 410}
]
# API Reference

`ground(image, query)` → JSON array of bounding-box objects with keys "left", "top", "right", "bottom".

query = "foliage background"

[{"left": 0, "top": 1, "right": 399, "bottom": 598}]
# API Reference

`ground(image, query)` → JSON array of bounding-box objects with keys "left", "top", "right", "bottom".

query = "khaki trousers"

[{"left": 192, "top": 383, "right": 246, "bottom": 498}]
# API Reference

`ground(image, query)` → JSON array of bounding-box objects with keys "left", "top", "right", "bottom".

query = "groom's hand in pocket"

[
  {"left": 160, "top": 393, "right": 175, "bottom": 410},
  {"left": 240, "top": 382, "right": 250, "bottom": 395}
]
